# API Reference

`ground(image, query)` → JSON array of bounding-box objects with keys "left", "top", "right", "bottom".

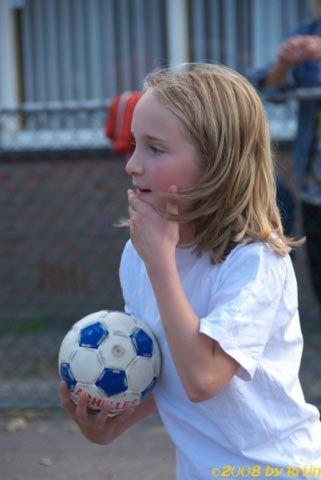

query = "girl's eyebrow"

[{"left": 131, "top": 132, "right": 167, "bottom": 143}]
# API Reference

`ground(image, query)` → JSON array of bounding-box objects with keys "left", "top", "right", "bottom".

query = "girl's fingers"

[
  {"left": 108, "top": 408, "right": 135, "bottom": 433},
  {"left": 127, "top": 189, "right": 138, "bottom": 205},
  {"left": 60, "top": 381, "right": 77, "bottom": 419},
  {"left": 95, "top": 400, "right": 114, "bottom": 426},
  {"left": 127, "top": 189, "right": 147, "bottom": 212},
  {"left": 76, "top": 390, "right": 90, "bottom": 424},
  {"left": 116, "top": 407, "right": 135, "bottom": 424}
]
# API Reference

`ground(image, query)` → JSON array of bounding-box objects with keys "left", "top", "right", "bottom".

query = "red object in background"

[{"left": 105, "top": 91, "right": 142, "bottom": 154}]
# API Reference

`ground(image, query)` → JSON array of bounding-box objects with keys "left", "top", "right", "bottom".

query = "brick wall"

[
  {"left": 1, "top": 148, "right": 319, "bottom": 335},
  {"left": 1, "top": 155, "right": 131, "bottom": 332}
]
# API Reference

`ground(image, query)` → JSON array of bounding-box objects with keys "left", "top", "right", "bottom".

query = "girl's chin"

[{"left": 138, "top": 194, "right": 164, "bottom": 211}]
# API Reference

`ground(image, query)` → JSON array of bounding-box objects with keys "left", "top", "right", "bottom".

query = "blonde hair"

[{"left": 140, "top": 63, "right": 300, "bottom": 263}]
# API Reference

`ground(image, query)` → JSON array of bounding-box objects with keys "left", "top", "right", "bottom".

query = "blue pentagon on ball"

[
  {"left": 79, "top": 322, "right": 109, "bottom": 349},
  {"left": 96, "top": 368, "right": 128, "bottom": 396},
  {"left": 130, "top": 328, "right": 153, "bottom": 357},
  {"left": 60, "top": 362, "right": 77, "bottom": 391}
]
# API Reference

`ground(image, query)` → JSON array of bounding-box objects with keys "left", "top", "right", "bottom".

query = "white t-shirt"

[{"left": 119, "top": 239, "right": 321, "bottom": 479}]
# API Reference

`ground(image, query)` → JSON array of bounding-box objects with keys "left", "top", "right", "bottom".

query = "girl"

[{"left": 61, "top": 64, "right": 321, "bottom": 479}]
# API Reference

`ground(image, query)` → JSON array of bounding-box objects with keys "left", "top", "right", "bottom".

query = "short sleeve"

[
  {"left": 119, "top": 240, "right": 137, "bottom": 315},
  {"left": 199, "top": 243, "right": 286, "bottom": 381}
]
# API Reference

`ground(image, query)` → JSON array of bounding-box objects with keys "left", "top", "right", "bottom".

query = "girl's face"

[{"left": 126, "top": 90, "right": 204, "bottom": 214}]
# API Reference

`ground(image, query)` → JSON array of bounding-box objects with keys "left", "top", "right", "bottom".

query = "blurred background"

[{"left": 0, "top": 0, "right": 320, "bottom": 410}]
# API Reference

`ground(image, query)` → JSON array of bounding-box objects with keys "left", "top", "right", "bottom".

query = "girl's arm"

[
  {"left": 128, "top": 189, "right": 239, "bottom": 403},
  {"left": 147, "top": 259, "right": 239, "bottom": 402},
  {"left": 60, "top": 382, "right": 157, "bottom": 445}
]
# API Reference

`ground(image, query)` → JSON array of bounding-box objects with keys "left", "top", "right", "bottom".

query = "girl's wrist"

[{"left": 145, "top": 250, "right": 177, "bottom": 277}]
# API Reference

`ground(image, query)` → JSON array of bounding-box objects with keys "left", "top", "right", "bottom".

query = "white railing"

[
  {"left": 0, "top": 100, "right": 111, "bottom": 151},
  {"left": 0, "top": 0, "right": 312, "bottom": 151}
]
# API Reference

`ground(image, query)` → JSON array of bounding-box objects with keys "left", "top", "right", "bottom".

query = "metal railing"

[
  {"left": 261, "top": 86, "right": 321, "bottom": 102},
  {"left": 0, "top": 99, "right": 112, "bottom": 153}
]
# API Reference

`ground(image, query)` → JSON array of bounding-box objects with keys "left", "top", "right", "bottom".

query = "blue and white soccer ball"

[{"left": 58, "top": 310, "right": 161, "bottom": 416}]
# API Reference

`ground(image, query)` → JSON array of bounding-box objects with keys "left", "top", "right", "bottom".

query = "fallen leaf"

[
  {"left": 7, "top": 408, "right": 22, "bottom": 418},
  {"left": 36, "top": 423, "right": 48, "bottom": 433},
  {"left": 39, "top": 456, "right": 56, "bottom": 466},
  {"left": 23, "top": 410, "right": 38, "bottom": 420},
  {"left": 6, "top": 417, "right": 28, "bottom": 432},
  {"left": 149, "top": 425, "right": 166, "bottom": 434},
  {"left": 65, "top": 422, "right": 80, "bottom": 433}
]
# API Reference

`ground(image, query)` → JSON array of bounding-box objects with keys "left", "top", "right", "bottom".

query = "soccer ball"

[{"left": 58, "top": 310, "right": 161, "bottom": 416}]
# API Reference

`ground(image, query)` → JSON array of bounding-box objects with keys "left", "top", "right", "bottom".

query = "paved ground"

[
  {"left": 0, "top": 411, "right": 175, "bottom": 480},
  {"left": 1, "top": 322, "right": 321, "bottom": 480},
  {"left": 1, "top": 341, "right": 320, "bottom": 480}
]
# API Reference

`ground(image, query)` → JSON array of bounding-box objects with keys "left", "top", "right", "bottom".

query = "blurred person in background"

[{"left": 248, "top": 0, "right": 321, "bottom": 319}]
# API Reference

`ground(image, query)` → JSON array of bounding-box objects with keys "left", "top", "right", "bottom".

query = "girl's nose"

[{"left": 125, "top": 152, "right": 143, "bottom": 176}]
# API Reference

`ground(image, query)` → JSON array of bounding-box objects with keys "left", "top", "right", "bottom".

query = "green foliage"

[{"left": 11, "top": 313, "right": 46, "bottom": 336}]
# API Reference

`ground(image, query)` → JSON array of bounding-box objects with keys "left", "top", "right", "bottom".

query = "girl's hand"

[
  {"left": 127, "top": 186, "right": 179, "bottom": 271},
  {"left": 59, "top": 382, "right": 134, "bottom": 445}
]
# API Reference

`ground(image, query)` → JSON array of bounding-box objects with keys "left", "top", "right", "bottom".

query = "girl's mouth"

[{"left": 136, "top": 189, "right": 151, "bottom": 194}]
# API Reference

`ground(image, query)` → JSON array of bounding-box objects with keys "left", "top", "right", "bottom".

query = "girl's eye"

[{"left": 149, "top": 145, "right": 164, "bottom": 155}]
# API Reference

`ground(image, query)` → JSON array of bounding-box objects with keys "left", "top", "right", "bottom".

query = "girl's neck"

[{"left": 178, "top": 223, "right": 196, "bottom": 244}]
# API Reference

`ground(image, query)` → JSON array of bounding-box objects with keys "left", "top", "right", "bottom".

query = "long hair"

[{"left": 141, "top": 64, "right": 300, "bottom": 263}]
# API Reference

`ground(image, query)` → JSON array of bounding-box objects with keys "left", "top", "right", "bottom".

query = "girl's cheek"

[{"left": 149, "top": 164, "right": 175, "bottom": 189}]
